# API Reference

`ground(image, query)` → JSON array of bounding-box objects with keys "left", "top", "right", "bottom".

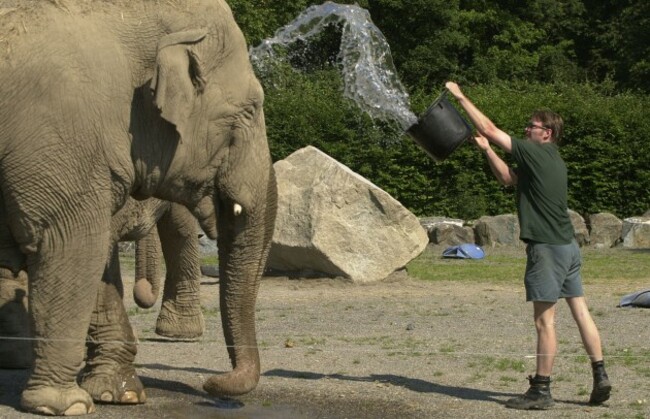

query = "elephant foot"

[
  {"left": 21, "top": 385, "right": 95, "bottom": 416},
  {"left": 79, "top": 365, "right": 146, "bottom": 404},
  {"left": 203, "top": 367, "right": 259, "bottom": 397},
  {"left": 155, "top": 304, "right": 204, "bottom": 340}
]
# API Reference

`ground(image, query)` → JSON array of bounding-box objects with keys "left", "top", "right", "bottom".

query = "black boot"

[
  {"left": 589, "top": 361, "right": 611, "bottom": 405},
  {"left": 506, "top": 375, "right": 554, "bottom": 410}
]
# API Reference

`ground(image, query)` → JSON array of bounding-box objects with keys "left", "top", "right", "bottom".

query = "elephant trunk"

[
  {"left": 204, "top": 169, "right": 277, "bottom": 397},
  {"left": 133, "top": 228, "right": 162, "bottom": 308}
]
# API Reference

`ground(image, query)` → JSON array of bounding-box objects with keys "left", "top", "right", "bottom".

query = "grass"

[
  {"left": 118, "top": 254, "right": 218, "bottom": 272},
  {"left": 406, "top": 245, "right": 526, "bottom": 283},
  {"left": 120, "top": 244, "right": 650, "bottom": 286},
  {"left": 406, "top": 245, "right": 650, "bottom": 284},
  {"left": 469, "top": 356, "right": 526, "bottom": 373},
  {"left": 607, "top": 347, "right": 650, "bottom": 368}
]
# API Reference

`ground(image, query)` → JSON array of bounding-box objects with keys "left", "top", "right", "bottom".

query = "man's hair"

[{"left": 532, "top": 109, "right": 563, "bottom": 143}]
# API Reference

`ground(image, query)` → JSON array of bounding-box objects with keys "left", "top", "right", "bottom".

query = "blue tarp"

[{"left": 442, "top": 243, "right": 485, "bottom": 259}]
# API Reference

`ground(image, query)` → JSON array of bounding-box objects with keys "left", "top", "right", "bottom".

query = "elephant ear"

[{"left": 151, "top": 29, "right": 208, "bottom": 140}]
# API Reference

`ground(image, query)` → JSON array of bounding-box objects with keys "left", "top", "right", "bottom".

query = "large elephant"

[{"left": 0, "top": 0, "right": 277, "bottom": 416}]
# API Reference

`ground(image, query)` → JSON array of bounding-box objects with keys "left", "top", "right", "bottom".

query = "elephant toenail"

[
  {"left": 120, "top": 391, "right": 140, "bottom": 403},
  {"left": 100, "top": 391, "right": 114, "bottom": 402},
  {"left": 63, "top": 401, "right": 93, "bottom": 415}
]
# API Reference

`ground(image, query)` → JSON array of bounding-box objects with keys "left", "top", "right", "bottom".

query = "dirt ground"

[{"left": 1, "top": 249, "right": 649, "bottom": 418}]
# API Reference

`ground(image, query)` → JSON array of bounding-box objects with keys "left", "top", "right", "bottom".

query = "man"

[{"left": 444, "top": 81, "right": 611, "bottom": 410}]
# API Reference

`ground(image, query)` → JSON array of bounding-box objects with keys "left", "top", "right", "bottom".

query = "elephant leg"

[
  {"left": 155, "top": 204, "right": 204, "bottom": 339},
  {"left": 79, "top": 245, "right": 145, "bottom": 404},
  {"left": 20, "top": 227, "right": 109, "bottom": 416},
  {"left": 203, "top": 165, "right": 277, "bottom": 397}
]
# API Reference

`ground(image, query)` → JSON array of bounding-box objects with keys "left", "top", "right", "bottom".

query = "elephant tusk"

[{"left": 233, "top": 203, "right": 242, "bottom": 216}]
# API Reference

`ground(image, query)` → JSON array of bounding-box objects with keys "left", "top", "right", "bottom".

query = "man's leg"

[
  {"left": 506, "top": 301, "right": 556, "bottom": 410},
  {"left": 566, "top": 296, "right": 602, "bottom": 360},
  {"left": 566, "top": 296, "right": 611, "bottom": 404},
  {"left": 534, "top": 301, "right": 557, "bottom": 376}
]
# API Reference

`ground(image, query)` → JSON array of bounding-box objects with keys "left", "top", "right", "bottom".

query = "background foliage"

[{"left": 229, "top": 0, "right": 649, "bottom": 219}]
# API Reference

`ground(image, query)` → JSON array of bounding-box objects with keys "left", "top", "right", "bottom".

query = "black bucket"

[{"left": 406, "top": 91, "right": 472, "bottom": 162}]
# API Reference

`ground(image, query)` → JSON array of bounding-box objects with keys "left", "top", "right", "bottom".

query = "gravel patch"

[{"left": 1, "top": 267, "right": 648, "bottom": 418}]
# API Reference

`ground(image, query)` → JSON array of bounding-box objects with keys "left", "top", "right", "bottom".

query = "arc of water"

[{"left": 249, "top": 1, "right": 417, "bottom": 131}]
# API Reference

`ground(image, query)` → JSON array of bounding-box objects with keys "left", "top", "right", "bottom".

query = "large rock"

[
  {"left": 474, "top": 211, "right": 592, "bottom": 248},
  {"left": 473, "top": 214, "right": 521, "bottom": 247},
  {"left": 587, "top": 212, "right": 622, "bottom": 248},
  {"left": 568, "top": 210, "right": 589, "bottom": 247},
  {"left": 268, "top": 146, "right": 428, "bottom": 282},
  {"left": 420, "top": 217, "right": 474, "bottom": 245},
  {"left": 621, "top": 217, "right": 650, "bottom": 248}
]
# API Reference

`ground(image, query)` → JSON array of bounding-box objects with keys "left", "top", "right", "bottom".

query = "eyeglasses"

[{"left": 525, "top": 123, "right": 549, "bottom": 131}]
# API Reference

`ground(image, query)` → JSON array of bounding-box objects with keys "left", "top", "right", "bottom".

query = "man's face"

[{"left": 524, "top": 119, "right": 552, "bottom": 144}]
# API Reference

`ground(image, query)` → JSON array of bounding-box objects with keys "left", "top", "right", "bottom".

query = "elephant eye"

[{"left": 232, "top": 104, "right": 257, "bottom": 128}]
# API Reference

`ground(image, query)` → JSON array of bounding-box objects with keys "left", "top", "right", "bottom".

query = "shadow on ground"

[{"left": 264, "top": 368, "right": 514, "bottom": 405}]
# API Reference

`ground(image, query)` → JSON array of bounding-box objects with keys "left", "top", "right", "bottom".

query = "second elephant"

[
  {"left": 0, "top": 197, "right": 206, "bottom": 369},
  {"left": 112, "top": 198, "right": 206, "bottom": 341}
]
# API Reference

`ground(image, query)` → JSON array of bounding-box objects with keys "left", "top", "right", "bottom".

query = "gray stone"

[
  {"left": 428, "top": 223, "right": 475, "bottom": 245},
  {"left": 473, "top": 214, "right": 521, "bottom": 247},
  {"left": 587, "top": 212, "right": 622, "bottom": 248},
  {"left": 420, "top": 216, "right": 463, "bottom": 229},
  {"left": 568, "top": 210, "right": 589, "bottom": 247},
  {"left": 198, "top": 232, "right": 218, "bottom": 256},
  {"left": 622, "top": 217, "right": 650, "bottom": 248},
  {"left": 268, "top": 146, "right": 428, "bottom": 283},
  {"left": 419, "top": 217, "right": 472, "bottom": 245}
]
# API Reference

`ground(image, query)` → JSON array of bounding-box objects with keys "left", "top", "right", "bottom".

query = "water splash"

[{"left": 249, "top": 1, "right": 418, "bottom": 131}]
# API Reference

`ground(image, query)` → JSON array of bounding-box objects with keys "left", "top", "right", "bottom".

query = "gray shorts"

[{"left": 524, "top": 240, "right": 584, "bottom": 302}]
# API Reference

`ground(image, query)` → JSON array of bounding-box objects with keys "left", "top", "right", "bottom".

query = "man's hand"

[
  {"left": 445, "top": 81, "right": 463, "bottom": 100},
  {"left": 471, "top": 135, "right": 491, "bottom": 152}
]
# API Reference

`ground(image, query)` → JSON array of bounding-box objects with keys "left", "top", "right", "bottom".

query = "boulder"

[
  {"left": 587, "top": 212, "right": 622, "bottom": 248},
  {"left": 621, "top": 217, "right": 650, "bottom": 249},
  {"left": 473, "top": 214, "right": 521, "bottom": 247},
  {"left": 268, "top": 146, "right": 428, "bottom": 282},
  {"left": 420, "top": 216, "right": 463, "bottom": 229},
  {"left": 420, "top": 218, "right": 474, "bottom": 245},
  {"left": 568, "top": 210, "right": 589, "bottom": 247},
  {"left": 198, "top": 232, "right": 218, "bottom": 256}
]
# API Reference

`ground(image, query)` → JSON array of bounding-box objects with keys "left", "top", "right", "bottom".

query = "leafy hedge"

[{"left": 261, "top": 66, "right": 649, "bottom": 220}]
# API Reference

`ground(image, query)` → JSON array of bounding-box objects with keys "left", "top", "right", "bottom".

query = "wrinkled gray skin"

[
  {"left": 112, "top": 197, "right": 205, "bottom": 340},
  {"left": 0, "top": 0, "right": 277, "bottom": 415},
  {"left": 0, "top": 197, "right": 205, "bottom": 365}
]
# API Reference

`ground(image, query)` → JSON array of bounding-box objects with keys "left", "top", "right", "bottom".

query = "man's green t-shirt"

[{"left": 511, "top": 138, "right": 574, "bottom": 245}]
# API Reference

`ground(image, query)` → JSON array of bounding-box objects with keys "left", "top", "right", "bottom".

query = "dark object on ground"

[{"left": 617, "top": 288, "right": 650, "bottom": 308}]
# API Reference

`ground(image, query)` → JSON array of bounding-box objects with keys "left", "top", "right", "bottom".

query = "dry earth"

[{"left": 1, "top": 248, "right": 649, "bottom": 418}]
